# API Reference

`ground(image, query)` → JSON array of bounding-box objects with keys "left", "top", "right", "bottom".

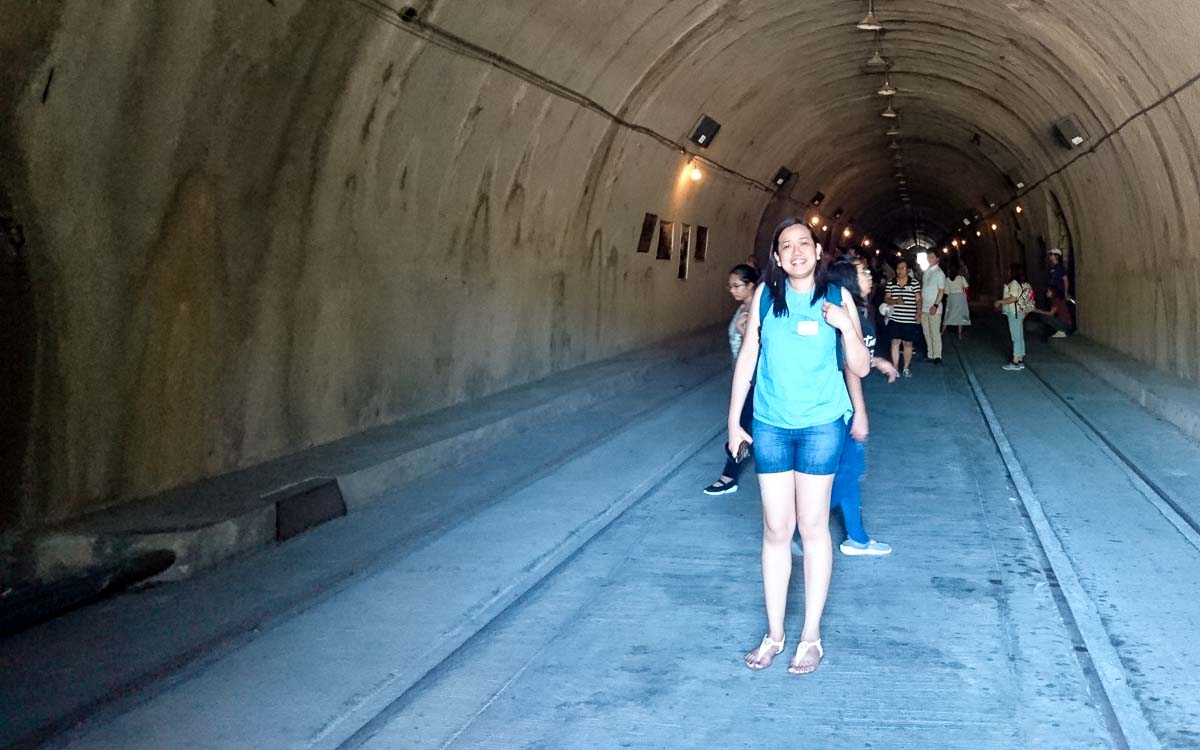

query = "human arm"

[
  {"left": 844, "top": 370, "right": 869, "bottom": 441},
  {"left": 883, "top": 284, "right": 896, "bottom": 306},
  {"left": 872, "top": 355, "right": 899, "bottom": 382},
  {"left": 994, "top": 282, "right": 1018, "bottom": 308},
  {"left": 931, "top": 274, "right": 945, "bottom": 313},
  {"left": 821, "top": 288, "right": 870, "bottom": 378},
  {"left": 735, "top": 306, "right": 749, "bottom": 336},
  {"left": 727, "top": 287, "right": 763, "bottom": 455}
]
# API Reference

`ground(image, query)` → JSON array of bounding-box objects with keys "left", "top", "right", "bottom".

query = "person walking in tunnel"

[
  {"left": 920, "top": 251, "right": 947, "bottom": 364},
  {"left": 727, "top": 218, "right": 870, "bottom": 675},
  {"left": 883, "top": 259, "right": 922, "bottom": 377},
  {"left": 994, "top": 264, "right": 1035, "bottom": 370},
  {"left": 824, "top": 254, "right": 897, "bottom": 556},
  {"left": 941, "top": 260, "right": 971, "bottom": 339},
  {"left": 704, "top": 263, "right": 761, "bottom": 496}
]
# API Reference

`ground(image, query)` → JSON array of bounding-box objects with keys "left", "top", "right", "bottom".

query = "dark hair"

[
  {"left": 946, "top": 260, "right": 961, "bottom": 282},
  {"left": 1009, "top": 263, "right": 1027, "bottom": 283},
  {"left": 729, "top": 263, "right": 759, "bottom": 286},
  {"left": 764, "top": 218, "right": 827, "bottom": 318},
  {"left": 823, "top": 254, "right": 864, "bottom": 309}
]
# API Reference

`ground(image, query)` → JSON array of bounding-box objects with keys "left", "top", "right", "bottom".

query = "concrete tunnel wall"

[{"left": 2, "top": 0, "right": 1200, "bottom": 528}]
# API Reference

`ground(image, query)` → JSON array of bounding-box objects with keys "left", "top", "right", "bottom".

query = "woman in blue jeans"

[
  {"left": 827, "top": 255, "right": 897, "bottom": 556},
  {"left": 727, "top": 219, "right": 870, "bottom": 675}
]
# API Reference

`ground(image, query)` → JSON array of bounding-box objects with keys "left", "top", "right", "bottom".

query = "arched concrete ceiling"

[
  {"left": 424, "top": 0, "right": 1197, "bottom": 244},
  {"left": 3, "top": 0, "right": 1200, "bottom": 526}
]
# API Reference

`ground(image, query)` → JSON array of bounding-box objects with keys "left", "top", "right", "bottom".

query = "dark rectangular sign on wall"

[
  {"left": 657, "top": 221, "right": 674, "bottom": 260},
  {"left": 695, "top": 226, "right": 709, "bottom": 261},
  {"left": 678, "top": 224, "right": 691, "bottom": 279},
  {"left": 636, "top": 213, "right": 658, "bottom": 253}
]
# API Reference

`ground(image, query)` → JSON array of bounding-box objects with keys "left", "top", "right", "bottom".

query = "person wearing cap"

[{"left": 1047, "top": 249, "right": 1072, "bottom": 302}]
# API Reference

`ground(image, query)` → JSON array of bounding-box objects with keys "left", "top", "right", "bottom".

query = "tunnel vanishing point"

[{"left": 2, "top": 1, "right": 1200, "bottom": 536}]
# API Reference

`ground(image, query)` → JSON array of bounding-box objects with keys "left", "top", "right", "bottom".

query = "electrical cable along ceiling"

[{"left": 374, "top": 0, "right": 1200, "bottom": 253}]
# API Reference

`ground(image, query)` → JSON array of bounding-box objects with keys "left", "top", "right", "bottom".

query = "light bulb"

[
  {"left": 991, "top": 223, "right": 998, "bottom": 231},
  {"left": 809, "top": 215, "right": 821, "bottom": 226},
  {"left": 690, "top": 166, "right": 702, "bottom": 182},
  {"left": 1015, "top": 205, "right": 1023, "bottom": 214}
]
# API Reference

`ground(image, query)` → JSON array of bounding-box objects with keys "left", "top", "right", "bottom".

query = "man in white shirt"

[{"left": 921, "top": 252, "right": 947, "bottom": 363}]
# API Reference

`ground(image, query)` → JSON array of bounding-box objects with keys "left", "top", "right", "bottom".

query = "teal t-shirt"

[{"left": 753, "top": 284, "right": 852, "bottom": 429}]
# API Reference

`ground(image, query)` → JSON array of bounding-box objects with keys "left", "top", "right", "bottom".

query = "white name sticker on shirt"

[{"left": 796, "top": 320, "right": 820, "bottom": 336}]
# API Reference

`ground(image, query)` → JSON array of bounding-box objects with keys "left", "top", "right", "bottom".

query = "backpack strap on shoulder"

[{"left": 758, "top": 290, "right": 772, "bottom": 325}]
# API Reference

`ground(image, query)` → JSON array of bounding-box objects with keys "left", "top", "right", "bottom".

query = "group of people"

[
  {"left": 703, "top": 219, "right": 1077, "bottom": 676},
  {"left": 876, "top": 251, "right": 972, "bottom": 377},
  {"left": 994, "top": 250, "right": 1075, "bottom": 370}
]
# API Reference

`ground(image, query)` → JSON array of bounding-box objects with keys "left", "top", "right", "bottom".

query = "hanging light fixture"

[
  {"left": 857, "top": 0, "right": 883, "bottom": 31},
  {"left": 881, "top": 103, "right": 898, "bottom": 118},
  {"left": 889, "top": 140, "right": 901, "bottom": 149},
  {"left": 866, "top": 32, "right": 889, "bottom": 68},
  {"left": 885, "top": 124, "right": 900, "bottom": 136},
  {"left": 878, "top": 76, "right": 897, "bottom": 96}
]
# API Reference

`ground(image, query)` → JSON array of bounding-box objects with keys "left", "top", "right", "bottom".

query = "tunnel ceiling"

[
  {"left": 6, "top": 0, "right": 1200, "bottom": 526},
  {"left": 418, "top": 0, "right": 1198, "bottom": 247}
]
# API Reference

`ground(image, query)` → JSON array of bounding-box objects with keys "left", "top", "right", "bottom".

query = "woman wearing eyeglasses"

[{"left": 704, "top": 263, "right": 760, "bottom": 495}]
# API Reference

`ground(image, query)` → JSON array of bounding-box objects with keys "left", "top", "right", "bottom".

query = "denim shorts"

[{"left": 752, "top": 417, "right": 846, "bottom": 475}]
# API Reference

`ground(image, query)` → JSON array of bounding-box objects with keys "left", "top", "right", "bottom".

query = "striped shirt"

[{"left": 885, "top": 277, "right": 922, "bottom": 323}]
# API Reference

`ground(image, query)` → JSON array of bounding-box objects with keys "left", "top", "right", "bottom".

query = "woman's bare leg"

[
  {"left": 902, "top": 341, "right": 914, "bottom": 371},
  {"left": 745, "top": 471, "right": 797, "bottom": 669},
  {"left": 791, "top": 471, "right": 835, "bottom": 672},
  {"left": 890, "top": 339, "right": 901, "bottom": 369}
]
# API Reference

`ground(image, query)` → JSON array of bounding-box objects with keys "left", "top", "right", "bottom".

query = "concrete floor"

[{"left": 6, "top": 330, "right": 1200, "bottom": 749}]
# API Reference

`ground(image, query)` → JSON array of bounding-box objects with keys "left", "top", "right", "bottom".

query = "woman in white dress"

[{"left": 941, "top": 260, "right": 971, "bottom": 339}]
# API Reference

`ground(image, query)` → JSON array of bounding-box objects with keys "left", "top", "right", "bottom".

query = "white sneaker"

[
  {"left": 840, "top": 539, "right": 893, "bottom": 556},
  {"left": 1051, "top": 331, "right": 1068, "bottom": 338},
  {"left": 1002, "top": 363, "right": 1024, "bottom": 371}
]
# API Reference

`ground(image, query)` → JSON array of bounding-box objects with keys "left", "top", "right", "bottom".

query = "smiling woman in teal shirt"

[{"left": 727, "top": 218, "right": 869, "bottom": 676}]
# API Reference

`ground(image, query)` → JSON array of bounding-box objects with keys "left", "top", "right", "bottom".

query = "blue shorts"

[{"left": 752, "top": 417, "right": 846, "bottom": 475}]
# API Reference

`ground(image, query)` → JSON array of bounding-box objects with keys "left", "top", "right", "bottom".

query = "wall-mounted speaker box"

[
  {"left": 772, "top": 167, "right": 793, "bottom": 188},
  {"left": 810, "top": 191, "right": 825, "bottom": 206},
  {"left": 1005, "top": 171, "right": 1026, "bottom": 190},
  {"left": 1054, "top": 117, "right": 1088, "bottom": 148},
  {"left": 689, "top": 115, "right": 721, "bottom": 148}
]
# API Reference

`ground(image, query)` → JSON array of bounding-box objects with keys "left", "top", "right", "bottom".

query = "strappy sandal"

[
  {"left": 745, "top": 634, "right": 785, "bottom": 670},
  {"left": 787, "top": 638, "right": 823, "bottom": 675}
]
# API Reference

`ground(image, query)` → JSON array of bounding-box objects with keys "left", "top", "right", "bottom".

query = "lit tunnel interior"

[{"left": 3, "top": 0, "right": 1200, "bottom": 528}]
